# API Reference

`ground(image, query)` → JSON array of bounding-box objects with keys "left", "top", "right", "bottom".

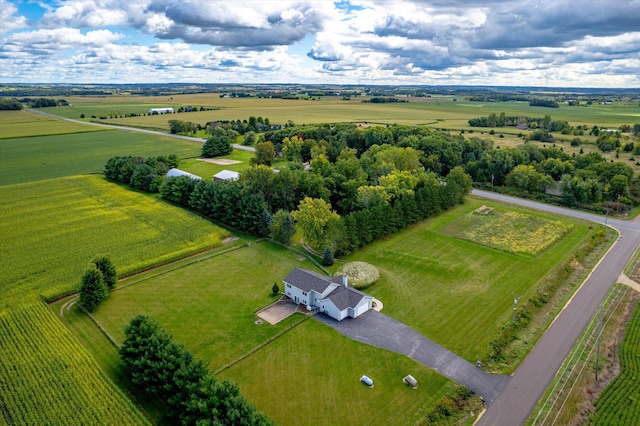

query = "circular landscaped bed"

[{"left": 335, "top": 261, "right": 380, "bottom": 290}]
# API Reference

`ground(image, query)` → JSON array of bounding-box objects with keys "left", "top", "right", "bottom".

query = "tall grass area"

[
  {"left": 0, "top": 175, "right": 228, "bottom": 308},
  {"left": 0, "top": 303, "right": 151, "bottom": 425},
  {"left": 334, "top": 198, "right": 592, "bottom": 364}
]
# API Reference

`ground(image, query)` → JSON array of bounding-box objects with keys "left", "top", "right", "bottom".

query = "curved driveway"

[
  {"left": 316, "top": 310, "right": 509, "bottom": 404},
  {"left": 473, "top": 190, "right": 640, "bottom": 425}
]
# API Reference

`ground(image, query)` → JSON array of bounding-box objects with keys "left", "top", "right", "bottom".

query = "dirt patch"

[
  {"left": 197, "top": 158, "right": 242, "bottom": 165},
  {"left": 256, "top": 298, "right": 298, "bottom": 325},
  {"left": 222, "top": 236, "right": 239, "bottom": 244}
]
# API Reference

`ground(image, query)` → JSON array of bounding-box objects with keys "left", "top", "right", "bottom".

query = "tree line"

[
  {"left": 103, "top": 155, "right": 179, "bottom": 192},
  {"left": 120, "top": 315, "right": 272, "bottom": 425}
]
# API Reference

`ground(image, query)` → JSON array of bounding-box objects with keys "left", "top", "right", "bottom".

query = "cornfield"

[
  {"left": 592, "top": 303, "right": 640, "bottom": 425},
  {"left": 0, "top": 175, "right": 228, "bottom": 307},
  {"left": 0, "top": 303, "right": 150, "bottom": 425}
]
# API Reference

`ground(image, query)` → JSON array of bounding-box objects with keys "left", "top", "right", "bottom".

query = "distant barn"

[
  {"left": 166, "top": 168, "right": 201, "bottom": 180},
  {"left": 149, "top": 108, "right": 174, "bottom": 115}
]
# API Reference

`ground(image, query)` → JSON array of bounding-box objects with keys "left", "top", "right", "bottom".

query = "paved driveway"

[{"left": 315, "top": 310, "right": 509, "bottom": 404}]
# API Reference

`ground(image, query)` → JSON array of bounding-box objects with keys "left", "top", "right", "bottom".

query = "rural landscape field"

[{"left": 1, "top": 82, "right": 638, "bottom": 426}]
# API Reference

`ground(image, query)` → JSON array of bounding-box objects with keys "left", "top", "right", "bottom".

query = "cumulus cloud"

[
  {"left": 2, "top": 28, "right": 124, "bottom": 54},
  {"left": 0, "top": 0, "right": 27, "bottom": 33},
  {"left": 2, "top": 0, "right": 639, "bottom": 86}
]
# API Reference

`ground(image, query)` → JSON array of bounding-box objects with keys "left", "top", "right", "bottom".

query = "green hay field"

[
  {"left": 0, "top": 175, "right": 228, "bottom": 307},
  {"left": 0, "top": 127, "right": 201, "bottom": 186},
  {"left": 45, "top": 93, "right": 640, "bottom": 130},
  {"left": 334, "top": 198, "right": 592, "bottom": 363},
  {"left": 0, "top": 110, "right": 107, "bottom": 138}
]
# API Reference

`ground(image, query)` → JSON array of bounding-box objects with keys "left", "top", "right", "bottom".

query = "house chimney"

[{"left": 342, "top": 275, "right": 348, "bottom": 287}]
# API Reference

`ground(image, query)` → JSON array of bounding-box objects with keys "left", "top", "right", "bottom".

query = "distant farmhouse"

[
  {"left": 149, "top": 107, "right": 174, "bottom": 115},
  {"left": 283, "top": 268, "right": 373, "bottom": 321},
  {"left": 166, "top": 168, "right": 201, "bottom": 180},
  {"left": 213, "top": 170, "right": 240, "bottom": 181}
]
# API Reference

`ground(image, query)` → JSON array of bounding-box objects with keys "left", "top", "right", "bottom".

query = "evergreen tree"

[
  {"left": 269, "top": 210, "right": 296, "bottom": 245},
  {"left": 93, "top": 255, "right": 117, "bottom": 291},
  {"left": 79, "top": 267, "right": 108, "bottom": 311},
  {"left": 322, "top": 247, "right": 334, "bottom": 266}
]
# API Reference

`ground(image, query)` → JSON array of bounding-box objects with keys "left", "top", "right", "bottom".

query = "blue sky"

[{"left": 1, "top": 0, "right": 639, "bottom": 87}]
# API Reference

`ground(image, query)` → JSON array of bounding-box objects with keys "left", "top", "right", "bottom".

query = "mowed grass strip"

[
  {"left": 0, "top": 126, "right": 201, "bottom": 186},
  {"left": 455, "top": 211, "right": 573, "bottom": 256},
  {"left": 219, "top": 319, "right": 453, "bottom": 426},
  {"left": 0, "top": 303, "right": 150, "bottom": 425},
  {"left": 336, "top": 198, "right": 591, "bottom": 363},
  {"left": 92, "top": 241, "right": 309, "bottom": 370},
  {"left": 0, "top": 175, "right": 227, "bottom": 307}
]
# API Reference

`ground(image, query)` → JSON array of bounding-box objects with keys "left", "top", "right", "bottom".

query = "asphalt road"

[{"left": 473, "top": 190, "right": 640, "bottom": 426}]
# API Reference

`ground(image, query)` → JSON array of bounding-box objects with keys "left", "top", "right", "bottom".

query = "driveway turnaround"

[{"left": 315, "top": 310, "right": 509, "bottom": 404}]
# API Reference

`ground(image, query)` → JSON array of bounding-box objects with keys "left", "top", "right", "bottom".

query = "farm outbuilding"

[
  {"left": 148, "top": 108, "right": 174, "bottom": 114},
  {"left": 213, "top": 170, "right": 240, "bottom": 181},
  {"left": 166, "top": 168, "right": 201, "bottom": 180}
]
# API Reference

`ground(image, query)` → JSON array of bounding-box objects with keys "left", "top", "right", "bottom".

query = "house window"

[
  {"left": 302, "top": 291, "right": 307, "bottom": 296},
  {"left": 286, "top": 283, "right": 290, "bottom": 288}
]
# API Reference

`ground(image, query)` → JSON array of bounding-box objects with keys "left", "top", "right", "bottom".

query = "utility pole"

[
  {"left": 596, "top": 306, "right": 603, "bottom": 381},
  {"left": 512, "top": 295, "right": 520, "bottom": 325}
]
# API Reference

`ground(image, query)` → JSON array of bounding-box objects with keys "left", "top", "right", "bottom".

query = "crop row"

[
  {"left": 592, "top": 303, "right": 640, "bottom": 425},
  {"left": 0, "top": 175, "right": 227, "bottom": 308},
  {"left": 0, "top": 303, "right": 150, "bottom": 425}
]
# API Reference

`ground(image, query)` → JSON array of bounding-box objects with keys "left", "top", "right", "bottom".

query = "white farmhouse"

[{"left": 282, "top": 268, "right": 373, "bottom": 321}]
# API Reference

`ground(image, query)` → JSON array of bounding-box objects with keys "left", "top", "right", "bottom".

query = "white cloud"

[
  {"left": 0, "top": 0, "right": 27, "bottom": 33},
  {"left": 1, "top": 0, "right": 639, "bottom": 87}
]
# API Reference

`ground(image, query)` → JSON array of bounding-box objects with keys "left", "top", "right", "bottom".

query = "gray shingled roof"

[
  {"left": 326, "top": 285, "right": 367, "bottom": 311},
  {"left": 283, "top": 268, "right": 342, "bottom": 294}
]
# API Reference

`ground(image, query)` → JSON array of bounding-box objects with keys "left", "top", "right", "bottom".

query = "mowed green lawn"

[
  {"left": 219, "top": 320, "right": 452, "bottom": 426},
  {"left": 333, "top": 197, "right": 592, "bottom": 363},
  {"left": 0, "top": 126, "right": 202, "bottom": 186},
  {"left": 0, "top": 175, "right": 228, "bottom": 307},
  {"left": 92, "top": 241, "right": 308, "bottom": 369},
  {"left": 72, "top": 241, "right": 456, "bottom": 425}
]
